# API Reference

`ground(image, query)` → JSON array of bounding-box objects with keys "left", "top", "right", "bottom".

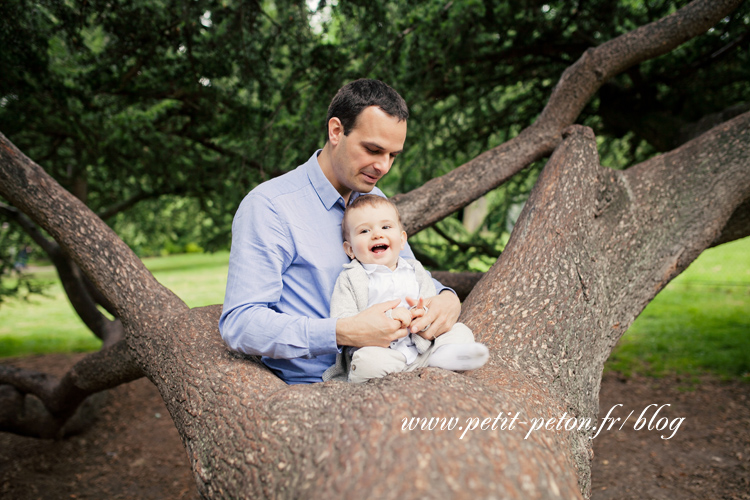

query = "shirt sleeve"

[{"left": 218, "top": 193, "right": 339, "bottom": 359}]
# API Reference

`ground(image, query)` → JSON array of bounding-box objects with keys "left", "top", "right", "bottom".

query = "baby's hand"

[
  {"left": 408, "top": 297, "right": 427, "bottom": 320},
  {"left": 387, "top": 307, "right": 413, "bottom": 329}
]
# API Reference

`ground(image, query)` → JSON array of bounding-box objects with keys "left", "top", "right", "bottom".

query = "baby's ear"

[
  {"left": 343, "top": 240, "right": 354, "bottom": 260},
  {"left": 400, "top": 230, "right": 407, "bottom": 250}
]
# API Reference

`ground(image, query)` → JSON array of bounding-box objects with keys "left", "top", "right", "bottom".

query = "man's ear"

[
  {"left": 343, "top": 240, "right": 354, "bottom": 260},
  {"left": 328, "top": 117, "right": 344, "bottom": 146},
  {"left": 399, "top": 230, "right": 407, "bottom": 251}
]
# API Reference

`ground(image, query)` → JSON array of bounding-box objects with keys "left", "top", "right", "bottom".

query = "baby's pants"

[{"left": 348, "top": 322, "right": 474, "bottom": 384}]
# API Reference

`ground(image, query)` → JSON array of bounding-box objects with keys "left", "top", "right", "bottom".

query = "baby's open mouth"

[{"left": 370, "top": 244, "right": 389, "bottom": 254}]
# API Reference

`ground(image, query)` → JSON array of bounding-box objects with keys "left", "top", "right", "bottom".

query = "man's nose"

[{"left": 373, "top": 154, "right": 391, "bottom": 175}]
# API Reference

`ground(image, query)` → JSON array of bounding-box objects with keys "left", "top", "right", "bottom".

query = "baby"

[{"left": 322, "top": 194, "right": 489, "bottom": 383}]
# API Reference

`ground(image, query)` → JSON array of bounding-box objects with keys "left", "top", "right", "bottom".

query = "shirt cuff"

[
  {"left": 434, "top": 279, "right": 457, "bottom": 297},
  {"left": 308, "top": 317, "right": 340, "bottom": 357}
]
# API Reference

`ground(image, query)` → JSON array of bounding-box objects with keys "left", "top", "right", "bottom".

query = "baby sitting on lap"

[{"left": 322, "top": 194, "right": 489, "bottom": 383}]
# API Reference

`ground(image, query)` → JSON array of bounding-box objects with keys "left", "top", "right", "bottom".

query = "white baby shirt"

[{"left": 362, "top": 257, "right": 421, "bottom": 364}]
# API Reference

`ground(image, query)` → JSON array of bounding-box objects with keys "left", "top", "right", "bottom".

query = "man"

[{"left": 219, "top": 79, "right": 461, "bottom": 384}]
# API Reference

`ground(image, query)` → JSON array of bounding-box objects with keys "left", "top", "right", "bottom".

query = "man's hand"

[
  {"left": 336, "top": 299, "right": 409, "bottom": 348},
  {"left": 405, "top": 291, "right": 461, "bottom": 340}
]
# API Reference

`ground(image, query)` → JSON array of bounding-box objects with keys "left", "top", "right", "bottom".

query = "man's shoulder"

[
  {"left": 236, "top": 162, "right": 314, "bottom": 217},
  {"left": 251, "top": 164, "right": 310, "bottom": 200}
]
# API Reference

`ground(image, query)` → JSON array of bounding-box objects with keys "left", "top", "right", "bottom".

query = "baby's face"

[{"left": 343, "top": 204, "right": 406, "bottom": 270}]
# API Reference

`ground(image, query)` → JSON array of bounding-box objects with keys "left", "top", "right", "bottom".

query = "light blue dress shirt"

[{"left": 219, "top": 151, "right": 439, "bottom": 384}]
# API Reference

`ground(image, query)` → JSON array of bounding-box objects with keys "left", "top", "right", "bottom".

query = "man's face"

[
  {"left": 326, "top": 106, "right": 407, "bottom": 200},
  {"left": 343, "top": 203, "right": 407, "bottom": 271}
]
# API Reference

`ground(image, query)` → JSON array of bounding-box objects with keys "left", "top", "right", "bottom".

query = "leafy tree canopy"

[{"left": 1, "top": 0, "right": 748, "bottom": 272}]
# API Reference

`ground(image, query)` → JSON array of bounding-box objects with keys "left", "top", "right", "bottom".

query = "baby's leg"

[
  {"left": 348, "top": 346, "right": 408, "bottom": 384},
  {"left": 427, "top": 323, "right": 489, "bottom": 372}
]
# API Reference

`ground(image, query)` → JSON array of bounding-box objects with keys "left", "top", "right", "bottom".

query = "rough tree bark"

[
  {"left": 1, "top": 0, "right": 749, "bottom": 498},
  {"left": 1, "top": 111, "right": 748, "bottom": 497}
]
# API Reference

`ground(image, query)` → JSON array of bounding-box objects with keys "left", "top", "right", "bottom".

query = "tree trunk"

[
  {"left": 1, "top": 0, "right": 749, "bottom": 497},
  {"left": 3, "top": 108, "right": 748, "bottom": 497}
]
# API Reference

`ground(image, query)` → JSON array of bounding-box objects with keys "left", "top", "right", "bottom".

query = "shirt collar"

[
  {"left": 361, "top": 257, "right": 412, "bottom": 275},
  {"left": 305, "top": 150, "right": 347, "bottom": 210}
]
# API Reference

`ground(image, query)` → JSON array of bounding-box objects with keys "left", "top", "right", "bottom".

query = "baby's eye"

[
  {"left": 383, "top": 225, "right": 391, "bottom": 230},
  {"left": 359, "top": 229, "right": 369, "bottom": 234}
]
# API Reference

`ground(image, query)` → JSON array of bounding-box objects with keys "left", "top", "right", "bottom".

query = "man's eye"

[{"left": 366, "top": 148, "right": 379, "bottom": 154}]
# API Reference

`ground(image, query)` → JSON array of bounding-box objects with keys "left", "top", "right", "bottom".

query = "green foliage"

[
  {"left": 1, "top": 1, "right": 749, "bottom": 282},
  {"left": 110, "top": 195, "right": 212, "bottom": 256},
  {"left": 0, "top": 0, "right": 349, "bottom": 253},
  {"left": 0, "top": 223, "right": 48, "bottom": 305},
  {"left": 3, "top": 0, "right": 749, "bottom": 268}
]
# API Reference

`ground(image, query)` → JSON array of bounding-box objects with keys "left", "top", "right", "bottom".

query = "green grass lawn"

[
  {"left": 605, "top": 237, "right": 750, "bottom": 380},
  {"left": 0, "top": 252, "right": 230, "bottom": 357},
  {"left": 1, "top": 239, "right": 749, "bottom": 381}
]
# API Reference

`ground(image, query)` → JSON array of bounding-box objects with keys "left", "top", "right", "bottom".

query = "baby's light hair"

[{"left": 341, "top": 194, "right": 403, "bottom": 242}]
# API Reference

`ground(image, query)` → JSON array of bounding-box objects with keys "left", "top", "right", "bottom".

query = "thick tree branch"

[
  {"left": 50, "top": 253, "right": 124, "bottom": 347},
  {"left": 461, "top": 112, "right": 750, "bottom": 493},
  {"left": 81, "top": 271, "right": 119, "bottom": 319},
  {"left": 0, "top": 365, "right": 56, "bottom": 399},
  {"left": 393, "top": 0, "right": 744, "bottom": 235},
  {"left": 712, "top": 198, "right": 750, "bottom": 246},
  {"left": 0, "top": 132, "right": 188, "bottom": 332},
  {"left": 142, "top": 305, "right": 586, "bottom": 499},
  {"left": 0, "top": 202, "right": 57, "bottom": 255},
  {"left": 0, "top": 202, "right": 123, "bottom": 345},
  {"left": 0, "top": 341, "right": 143, "bottom": 438},
  {"left": 430, "top": 194, "right": 750, "bottom": 301},
  {"left": 431, "top": 271, "right": 483, "bottom": 301},
  {"left": 678, "top": 102, "right": 750, "bottom": 146}
]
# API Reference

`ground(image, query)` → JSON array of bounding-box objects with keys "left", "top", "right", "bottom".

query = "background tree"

[
  {"left": 0, "top": 0, "right": 347, "bottom": 343},
  {"left": 1, "top": 0, "right": 750, "bottom": 498}
]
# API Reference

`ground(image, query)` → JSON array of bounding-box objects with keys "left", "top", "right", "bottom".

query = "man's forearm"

[{"left": 220, "top": 305, "right": 338, "bottom": 359}]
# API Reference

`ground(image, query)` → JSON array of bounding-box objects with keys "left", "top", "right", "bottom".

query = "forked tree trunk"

[
  {"left": 2, "top": 0, "right": 749, "bottom": 497},
  {"left": 2, "top": 109, "right": 748, "bottom": 498},
  {"left": 154, "top": 115, "right": 747, "bottom": 499}
]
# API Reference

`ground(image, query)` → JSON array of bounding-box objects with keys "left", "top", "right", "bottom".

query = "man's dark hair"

[{"left": 325, "top": 79, "right": 409, "bottom": 137}]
